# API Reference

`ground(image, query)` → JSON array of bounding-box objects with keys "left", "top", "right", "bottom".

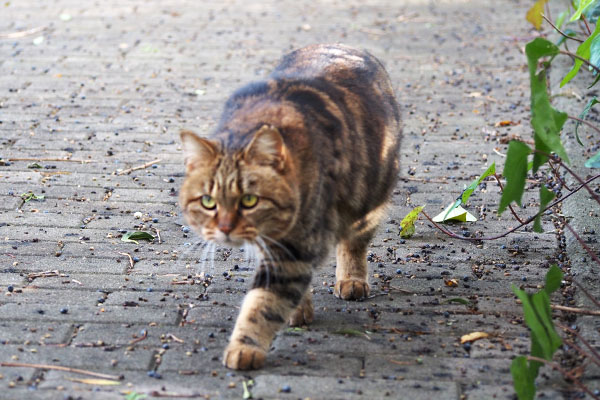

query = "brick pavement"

[{"left": 0, "top": 0, "right": 583, "bottom": 399}]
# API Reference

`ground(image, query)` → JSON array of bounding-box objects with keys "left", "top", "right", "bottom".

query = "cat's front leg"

[{"left": 223, "top": 261, "right": 312, "bottom": 370}]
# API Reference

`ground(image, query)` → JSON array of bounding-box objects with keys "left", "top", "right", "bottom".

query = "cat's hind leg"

[
  {"left": 288, "top": 291, "right": 313, "bottom": 327},
  {"left": 334, "top": 205, "right": 386, "bottom": 300}
]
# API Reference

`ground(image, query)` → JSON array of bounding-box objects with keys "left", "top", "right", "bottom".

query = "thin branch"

[
  {"left": 561, "top": 337, "right": 600, "bottom": 368},
  {"left": 115, "top": 159, "right": 161, "bottom": 175},
  {"left": 558, "top": 323, "right": 600, "bottom": 363},
  {"left": 567, "top": 115, "right": 600, "bottom": 136},
  {"left": 494, "top": 173, "right": 525, "bottom": 224},
  {"left": 118, "top": 252, "right": 135, "bottom": 271},
  {"left": 421, "top": 174, "right": 600, "bottom": 241},
  {"left": 551, "top": 304, "right": 600, "bottom": 316},
  {"left": 581, "top": 14, "right": 593, "bottom": 36},
  {"left": 526, "top": 356, "right": 599, "bottom": 400},
  {"left": 8, "top": 157, "right": 94, "bottom": 164},
  {"left": 0, "top": 362, "right": 121, "bottom": 380},
  {"left": 542, "top": 15, "right": 584, "bottom": 43},
  {"left": 548, "top": 159, "right": 573, "bottom": 191},
  {"left": 573, "top": 279, "right": 600, "bottom": 309},
  {"left": 559, "top": 50, "right": 600, "bottom": 74},
  {"left": 562, "top": 220, "right": 600, "bottom": 266},
  {"left": 541, "top": 151, "right": 600, "bottom": 205},
  {"left": 0, "top": 26, "right": 47, "bottom": 39}
]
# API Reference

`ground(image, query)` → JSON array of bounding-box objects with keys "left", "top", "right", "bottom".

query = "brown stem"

[
  {"left": 542, "top": 14, "right": 584, "bottom": 43},
  {"left": 535, "top": 150, "right": 600, "bottom": 206},
  {"left": 526, "top": 356, "right": 599, "bottom": 400},
  {"left": 581, "top": 14, "right": 593, "bottom": 36},
  {"left": 573, "top": 279, "right": 600, "bottom": 309},
  {"left": 0, "top": 362, "right": 121, "bottom": 380},
  {"left": 562, "top": 220, "right": 600, "bottom": 266},
  {"left": 494, "top": 173, "right": 525, "bottom": 224},
  {"left": 548, "top": 159, "right": 573, "bottom": 191},
  {"left": 561, "top": 337, "right": 600, "bottom": 368},
  {"left": 7, "top": 157, "right": 94, "bottom": 164},
  {"left": 558, "top": 323, "right": 600, "bottom": 363},
  {"left": 559, "top": 50, "right": 600, "bottom": 74},
  {"left": 551, "top": 304, "right": 600, "bottom": 316},
  {"left": 422, "top": 174, "right": 600, "bottom": 241},
  {"left": 567, "top": 115, "right": 600, "bottom": 137},
  {"left": 115, "top": 159, "right": 161, "bottom": 175}
]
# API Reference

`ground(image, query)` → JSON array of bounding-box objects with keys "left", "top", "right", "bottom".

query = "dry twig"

[
  {"left": 116, "top": 159, "right": 161, "bottom": 175},
  {"left": 0, "top": 362, "right": 120, "bottom": 380}
]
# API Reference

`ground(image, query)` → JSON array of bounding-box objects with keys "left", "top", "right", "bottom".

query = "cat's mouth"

[{"left": 209, "top": 230, "right": 245, "bottom": 247}]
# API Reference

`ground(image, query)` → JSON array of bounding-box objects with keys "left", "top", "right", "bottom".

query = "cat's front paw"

[
  {"left": 334, "top": 278, "right": 370, "bottom": 300},
  {"left": 223, "top": 343, "right": 266, "bottom": 370}
]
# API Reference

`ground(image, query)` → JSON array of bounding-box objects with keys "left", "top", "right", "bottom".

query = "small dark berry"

[
  {"left": 7, "top": 285, "right": 14, "bottom": 293},
  {"left": 281, "top": 385, "right": 291, "bottom": 393},
  {"left": 60, "top": 308, "right": 68, "bottom": 314}
]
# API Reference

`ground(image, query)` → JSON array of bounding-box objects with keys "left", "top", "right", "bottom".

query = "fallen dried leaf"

[{"left": 460, "top": 331, "right": 489, "bottom": 344}]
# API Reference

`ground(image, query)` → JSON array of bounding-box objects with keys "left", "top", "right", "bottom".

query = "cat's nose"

[
  {"left": 218, "top": 223, "right": 233, "bottom": 235},
  {"left": 217, "top": 212, "right": 236, "bottom": 235}
]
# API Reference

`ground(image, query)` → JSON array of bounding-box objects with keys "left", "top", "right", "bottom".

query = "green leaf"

[
  {"left": 27, "top": 162, "right": 42, "bottom": 169},
  {"left": 584, "top": 0, "right": 600, "bottom": 22},
  {"left": 444, "top": 297, "right": 470, "bottom": 305},
  {"left": 512, "top": 285, "right": 562, "bottom": 361},
  {"left": 242, "top": 380, "right": 253, "bottom": 400},
  {"left": 561, "top": 22, "right": 600, "bottom": 87},
  {"left": 332, "top": 328, "right": 367, "bottom": 336},
  {"left": 590, "top": 36, "right": 600, "bottom": 75},
  {"left": 555, "top": 11, "right": 568, "bottom": 29},
  {"left": 461, "top": 163, "right": 496, "bottom": 204},
  {"left": 511, "top": 356, "right": 536, "bottom": 400},
  {"left": 544, "top": 265, "right": 563, "bottom": 294},
  {"left": 433, "top": 204, "right": 477, "bottom": 223},
  {"left": 525, "top": 39, "right": 569, "bottom": 171},
  {"left": 556, "top": 29, "right": 579, "bottom": 47},
  {"left": 570, "top": 0, "right": 595, "bottom": 22},
  {"left": 124, "top": 392, "right": 147, "bottom": 400},
  {"left": 399, "top": 206, "right": 424, "bottom": 238},
  {"left": 575, "top": 97, "right": 599, "bottom": 146},
  {"left": 526, "top": 0, "right": 549, "bottom": 30},
  {"left": 585, "top": 150, "right": 600, "bottom": 167},
  {"left": 121, "top": 231, "right": 155, "bottom": 244},
  {"left": 499, "top": 141, "right": 531, "bottom": 214},
  {"left": 533, "top": 185, "right": 555, "bottom": 233},
  {"left": 20, "top": 192, "right": 45, "bottom": 202}
]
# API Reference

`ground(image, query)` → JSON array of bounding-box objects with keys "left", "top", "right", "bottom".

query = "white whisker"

[{"left": 260, "top": 234, "right": 296, "bottom": 261}]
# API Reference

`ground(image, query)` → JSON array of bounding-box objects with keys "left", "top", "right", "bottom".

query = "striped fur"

[{"left": 180, "top": 44, "right": 401, "bottom": 370}]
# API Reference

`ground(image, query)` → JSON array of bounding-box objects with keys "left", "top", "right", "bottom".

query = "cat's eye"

[
  {"left": 240, "top": 194, "right": 258, "bottom": 209},
  {"left": 200, "top": 195, "right": 216, "bottom": 210}
]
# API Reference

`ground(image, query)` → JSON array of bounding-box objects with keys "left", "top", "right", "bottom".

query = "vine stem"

[
  {"left": 573, "top": 279, "right": 600, "bottom": 309},
  {"left": 562, "top": 219, "right": 600, "bottom": 267},
  {"left": 542, "top": 14, "right": 584, "bottom": 43},
  {"left": 493, "top": 173, "right": 525, "bottom": 224},
  {"left": 526, "top": 356, "right": 599, "bottom": 400},
  {"left": 534, "top": 150, "right": 600, "bottom": 206},
  {"left": 567, "top": 115, "right": 600, "bottom": 137},
  {"left": 551, "top": 304, "right": 600, "bottom": 316},
  {"left": 559, "top": 50, "right": 600, "bottom": 74},
  {"left": 581, "top": 14, "right": 593, "bottom": 36},
  {"left": 421, "top": 174, "right": 600, "bottom": 241},
  {"left": 548, "top": 158, "right": 573, "bottom": 191},
  {"left": 557, "top": 323, "right": 600, "bottom": 364}
]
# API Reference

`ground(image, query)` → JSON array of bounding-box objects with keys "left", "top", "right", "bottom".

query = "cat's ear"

[
  {"left": 180, "top": 130, "right": 220, "bottom": 171},
  {"left": 244, "top": 125, "right": 286, "bottom": 171}
]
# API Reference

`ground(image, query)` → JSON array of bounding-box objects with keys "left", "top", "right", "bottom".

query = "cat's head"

[{"left": 179, "top": 125, "right": 299, "bottom": 247}]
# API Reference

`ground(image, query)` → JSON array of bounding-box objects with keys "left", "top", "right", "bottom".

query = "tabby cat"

[{"left": 180, "top": 44, "right": 401, "bottom": 370}]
